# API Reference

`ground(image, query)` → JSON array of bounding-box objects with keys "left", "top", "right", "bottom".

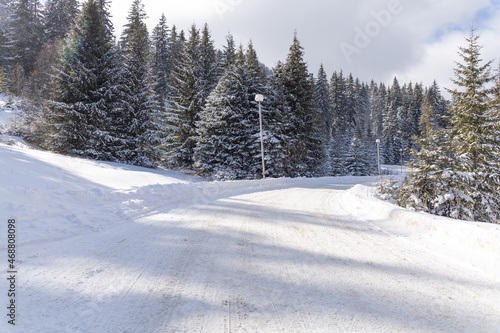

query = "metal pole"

[
  {"left": 400, "top": 148, "right": 403, "bottom": 174},
  {"left": 258, "top": 100, "right": 266, "bottom": 179},
  {"left": 376, "top": 139, "right": 381, "bottom": 178}
]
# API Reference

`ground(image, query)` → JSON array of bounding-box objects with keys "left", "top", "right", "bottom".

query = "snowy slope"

[
  {"left": 0, "top": 143, "right": 499, "bottom": 332},
  {"left": 0, "top": 143, "right": 202, "bottom": 244}
]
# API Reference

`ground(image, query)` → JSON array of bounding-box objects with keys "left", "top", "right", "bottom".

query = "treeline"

[{"left": 1, "top": 0, "right": 448, "bottom": 180}]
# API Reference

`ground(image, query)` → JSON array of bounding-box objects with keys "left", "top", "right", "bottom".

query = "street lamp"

[
  {"left": 400, "top": 148, "right": 403, "bottom": 174},
  {"left": 255, "top": 94, "right": 266, "bottom": 179},
  {"left": 376, "top": 139, "right": 381, "bottom": 178}
]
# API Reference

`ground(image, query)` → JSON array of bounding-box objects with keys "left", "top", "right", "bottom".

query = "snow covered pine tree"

[
  {"left": 116, "top": 0, "right": 161, "bottom": 167},
  {"left": 399, "top": 27, "right": 500, "bottom": 223},
  {"left": 44, "top": 0, "right": 122, "bottom": 160}
]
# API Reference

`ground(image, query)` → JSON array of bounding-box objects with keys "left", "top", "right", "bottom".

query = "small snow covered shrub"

[{"left": 377, "top": 176, "right": 398, "bottom": 203}]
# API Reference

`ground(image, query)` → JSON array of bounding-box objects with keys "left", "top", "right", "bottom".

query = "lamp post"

[
  {"left": 376, "top": 139, "right": 381, "bottom": 178},
  {"left": 400, "top": 148, "right": 403, "bottom": 174},
  {"left": 255, "top": 94, "right": 266, "bottom": 179}
]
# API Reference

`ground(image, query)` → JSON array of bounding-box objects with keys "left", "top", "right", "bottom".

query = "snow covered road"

[
  {"left": 0, "top": 144, "right": 499, "bottom": 332},
  {"left": 11, "top": 180, "right": 500, "bottom": 332}
]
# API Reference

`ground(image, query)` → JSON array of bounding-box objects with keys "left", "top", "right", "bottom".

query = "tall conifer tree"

[
  {"left": 221, "top": 33, "right": 236, "bottom": 69},
  {"left": 44, "top": 0, "right": 121, "bottom": 160},
  {"left": 164, "top": 24, "right": 220, "bottom": 168},
  {"left": 0, "top": 0, "right": 13, "bottom": 70},
  {"left": 44, "top": 0, "right": 80, "bottom": 43},
  {"left": 329, "top": 71, "right": 349, "bottom": 175},
  {"left": 199, "top": 23, "right": 219, "bottom": 101},
  {"left": 314, "top": 65, "right": 332, "bottom": 142},
  {"left": 313, "top": 64, "right": 332, "bottom": 175},
  {"left": 116, "top": 0, "right": 160, "bottom": 167},
  {"left": 150, "top": 13, "right": 171, "bottom": 106},
  {"left": 397, "top": 94, "right": 449, "bottom": 213},
  {"left": 444, "top": 27, "right": 500, "bottom": 222},
  {"left": 268, "top": 34, "right": 323, "bottom": 177},
  {"left": 399, "top": 28, "right": 500, "bottom": 223},
  {"left": 7, "top": 0, "right": 44, "bottom": 76},
  {"left": 163, "top": 25, "right": 202, "bottom": 168},
  {"left": 194, "top": 45, "right": 267, "bottom": 179}
]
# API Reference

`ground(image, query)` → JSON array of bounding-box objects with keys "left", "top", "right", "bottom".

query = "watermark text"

[
  {"left": 213, "top": 0, "right": 243, "bottom": 20},
  {"left": 340, "top": 0, "right": 404, "bottom": 64},
  {"left": 6, "top": 219, "right": 17, "bottom": 326}
]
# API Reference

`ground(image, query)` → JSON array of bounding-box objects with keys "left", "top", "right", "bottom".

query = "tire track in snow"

[
  {"left": 107, "top": 208, "right": 228, "bottom": 332},
  {"left": 150, "top": 208, "right": 228, "bottom": 332},
  {"left": 155, "top": 202, "right": 259, "bottom": 332},
  {"left": 21, "top": 207, "right": 228, "bottom": 332},
  {"left": 251, "top": 189, "right": 319, "bottom": 332}
]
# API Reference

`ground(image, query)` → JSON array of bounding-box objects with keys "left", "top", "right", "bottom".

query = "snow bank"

[{"left": 341, "top": 184, "right": 500, "bottom": 275}]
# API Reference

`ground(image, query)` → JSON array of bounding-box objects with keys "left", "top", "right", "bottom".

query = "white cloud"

[
  {"left": 392, "top": 32, "right": 464, "bottom": 93},
  {"left": 109, "top": 0, "right": 500, "bottom": 90},
  {"left": 393, "top": 2, "right": 500, "bottom": 95}
]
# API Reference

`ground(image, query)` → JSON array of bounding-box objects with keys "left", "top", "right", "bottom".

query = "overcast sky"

[{"left": 109, "top": 0, "right": 500, "bottom": 91}]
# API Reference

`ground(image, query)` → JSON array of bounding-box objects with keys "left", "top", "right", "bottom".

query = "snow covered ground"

[{"left": 1, "top": 139, "right": 499, "bottom": 332}]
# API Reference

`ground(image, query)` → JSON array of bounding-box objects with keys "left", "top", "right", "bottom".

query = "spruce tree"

[
  {"left": 398, "top": 83, "right": 413, "bottom": 159},
  {"left": 268, "top": 34, "right": 323, "bottom": 177},
  {"left": 382, "top": 77, "right": 404, "bottom": 164},
  {"left": 282, "top": 34, "right": 316, "bottom": 176},
  {"left": 344, "top": 73, "right": 356, "bottom": 131},
  {"left": 167, "top": 25, "right": 184, "bottom": 78},
  {"left": 199, "top": 23, "right": 220, "bottom": 100},
  {"left": 346, "top": 129, "right": 372, "bottom": 176},
  {"left": 164, "top": 23, "right": 223, "bottom": 168},
  {"left": 44, "top": 0, "right": 80, "bottom": 43},
  {"left": 0, "top": 0, "right": 13, "bottom": 70},
  {"left": 163, "top": 25, "right": 202, "bottom": 168},
  {"left": 151, "top": 14, "right": 171, "bottom": 106},
  {"left": 7, "top": 0, "right": 44, "bottom": 76},
  {"left": 221, "top": 33, "right": 236, "bottom": 69},
  {"left": 314, "top": 64, "right": 332, "bottom": 133},
  {"left": 194, "top": 45, "right": 267, "bottom": 179},
  {"left": 382, "top": 100, "right": 396, "bottom": 164},
  {"left": 487, "top": 65, "right": 500, "bottom": 221},
  {"left": 353, "top": 79, "right": 370, "bottom": 135},
  {"left": 409, "top": 83, "right": 424, "bottom": 143},
  {"left": 313, "top": 64, "right": 332, "bottom": 175},
  {"left": 351, "top": 80, "right": 377, "bottom": 175},
  {"left": 369, "top": 82, "right": 386, "bottom": 140},
  {"left": 328, "top": 71, "right": 349, "bottom": 175},
  {"left": 444, "top": 27, "right": 500, "bottom": 222},
  {"left": 44, "top": 0, "right": 121, "bottom": 160},
  {"left": 116, "top": 0, "right": 160, "bottom": 167},
  {"left": 397, "top": 94, "right": 448, "bottom": 213},
  {"left": 245, "top": 41, "right": 272, "bottom": 178},
  {"left": 20, "top": 39, "right": 63, "bottom": 145},
  {"left": 428, "top": 80, "right": 449, "bottom": 129},
  {"left": 266, "top": 61, "right": 289, "bottom": 177},
  {"left": 400, "top": 28, "right": 500, "bottom": 223},
  {"left": 491, "top": 63, "right": 500, "bottom": 148}
]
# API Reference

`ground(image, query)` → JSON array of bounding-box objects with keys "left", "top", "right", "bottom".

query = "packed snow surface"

[{"left": 1, "top": 143, "right": 499, "bottom": 332}]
